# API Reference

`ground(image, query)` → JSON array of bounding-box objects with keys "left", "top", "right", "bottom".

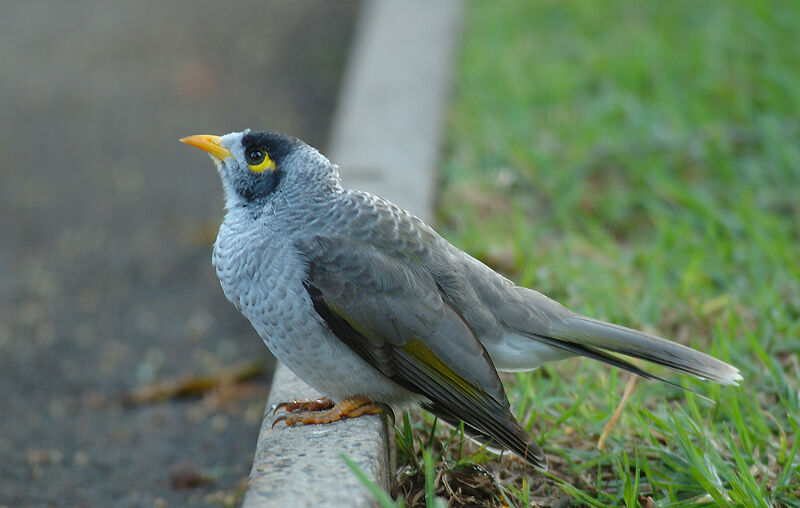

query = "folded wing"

[{"left": 296, "top": 235, "right": 546, "bottom": 469}]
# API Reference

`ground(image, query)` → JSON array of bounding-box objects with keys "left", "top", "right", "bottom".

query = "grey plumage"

[{"left": 182, "top": 129, "right": 741, "bottom": 470}]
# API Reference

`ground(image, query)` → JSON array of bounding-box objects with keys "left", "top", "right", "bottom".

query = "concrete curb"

[{"left": 242, "top": 1, "right": 461, "bottom": 506}]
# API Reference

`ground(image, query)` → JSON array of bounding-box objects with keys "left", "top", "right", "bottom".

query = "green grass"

[{"left": 373, "top": 1, "right": 800, "bottom": 506}]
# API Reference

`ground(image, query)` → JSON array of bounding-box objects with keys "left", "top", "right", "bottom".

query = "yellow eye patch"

[{"left": 245, "top": 148, "right": 277, "bottom": 173}]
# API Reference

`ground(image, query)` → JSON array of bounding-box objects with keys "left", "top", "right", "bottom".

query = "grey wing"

[{"left": 295, "top": 234, "right": 546, "bottom": 469}]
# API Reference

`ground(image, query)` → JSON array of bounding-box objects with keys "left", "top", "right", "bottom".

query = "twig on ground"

[{"left": 597, "top": 375, "right": 637, "bottom": 451}]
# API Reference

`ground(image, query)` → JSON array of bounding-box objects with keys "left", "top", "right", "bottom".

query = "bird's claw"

[
  {"left": 271, "top": 397, "right": 334, "bottom": 415},
  {"left": 271, "top": 402, "right": 290, "bottom": 415},
  {"left": 378, "top": 403, "right": 395, "bottom": 424},
  {"left": 270, "top": 396, "right": 383, "bottom": 428},
  {"left": 271, "top": 413, "right": 294, "bottom": 428}
]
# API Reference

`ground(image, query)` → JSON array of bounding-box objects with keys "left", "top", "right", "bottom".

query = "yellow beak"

[{"left": 179, "top": 134, "right": 233, "bottom": 160}]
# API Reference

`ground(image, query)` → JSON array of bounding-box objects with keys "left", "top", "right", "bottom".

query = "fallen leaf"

[
  {"left": 170, "top": 462, "right": 215, "bottom": 490},
  {"left": 124, "top": 359, "right": 268, "bottom": 405},
  {"left": 638, "top": 494, "right": 655, "bottom": 508}
]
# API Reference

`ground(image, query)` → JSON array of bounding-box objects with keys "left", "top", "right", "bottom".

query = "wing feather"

[{"left": 297, "top": 235, "right": 545, "bottom": 469}]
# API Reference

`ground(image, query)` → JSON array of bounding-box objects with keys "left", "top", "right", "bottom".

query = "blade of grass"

[{"left": 341, "top": 453, "right": 401, "bottom": 508}]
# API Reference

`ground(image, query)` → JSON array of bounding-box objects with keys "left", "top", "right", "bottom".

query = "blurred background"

[{"left": 1, "top": 1, "right": 358, "bottom": 505}]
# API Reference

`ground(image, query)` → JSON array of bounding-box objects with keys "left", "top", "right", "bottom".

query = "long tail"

[{"left": 546, "top": 314, "right": 741, "bottom": 385}]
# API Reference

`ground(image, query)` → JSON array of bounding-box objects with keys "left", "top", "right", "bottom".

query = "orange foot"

[
  {"left": 272, "top": 397, "right": 335, "bottom": 415},
  {"left": 272, "top": 395, "right": 383, "bottom": 427}
]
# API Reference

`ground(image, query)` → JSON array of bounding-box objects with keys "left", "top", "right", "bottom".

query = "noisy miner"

[{"left": 181, "top": 130, "right": 740, "bottom": 470}]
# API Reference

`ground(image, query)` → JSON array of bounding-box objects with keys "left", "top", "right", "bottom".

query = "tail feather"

[
  {"left": 549, "top": 315, "right": 741, "bottom": 386},
  {"left": 530, "top": 334, "right": 713, "bottom": 401}
]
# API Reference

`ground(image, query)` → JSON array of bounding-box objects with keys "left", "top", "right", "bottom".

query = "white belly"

[
  {"left": 251, "top": 304, "right": 421, "bottom": 407},
  {"left": 214, "top": 231, "right": 419, "bottom": 406}
]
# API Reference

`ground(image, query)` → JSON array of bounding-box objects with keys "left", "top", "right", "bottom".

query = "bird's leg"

[
  {"left": 272, "top": 397, "right": 334, "bottom": 415},
  {"left": 272, "top": 396, "right": 383, "bottom": 427}
]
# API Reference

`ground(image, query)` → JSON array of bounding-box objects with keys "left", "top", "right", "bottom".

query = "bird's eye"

[
  {"left": 245, "top": 147, "right": 276, "bottom": 173},
  {"left": 245, "top": 149, "right": 265, "bottom": 165}
]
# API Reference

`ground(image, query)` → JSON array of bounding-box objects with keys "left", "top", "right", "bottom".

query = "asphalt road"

[{"left": 0, "top": 1, "right": 358, "bottom": 506}]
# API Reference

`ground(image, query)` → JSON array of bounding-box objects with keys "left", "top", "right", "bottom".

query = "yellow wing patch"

[{"left": 402, "top": 339, "right": 480, "bottom": 398}]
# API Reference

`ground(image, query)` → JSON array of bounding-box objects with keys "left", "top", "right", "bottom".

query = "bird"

[{"left": 180, "top": 129, "right": 741, "bottom": 470}]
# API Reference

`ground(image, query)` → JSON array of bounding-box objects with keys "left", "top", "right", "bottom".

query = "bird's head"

[{"left": 181, "top": 129, "right": 336, "bottom": 208}]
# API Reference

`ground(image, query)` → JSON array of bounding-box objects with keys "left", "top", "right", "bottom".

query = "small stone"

[
  {"left": 73, "top": 450, "right": 89, "bottom": 466},
  {"left": 27, "top": 449, "right": 50, "bottom": 466},
  {"left": 210, "top": 413, "right": 229, "bottom": 432}
]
